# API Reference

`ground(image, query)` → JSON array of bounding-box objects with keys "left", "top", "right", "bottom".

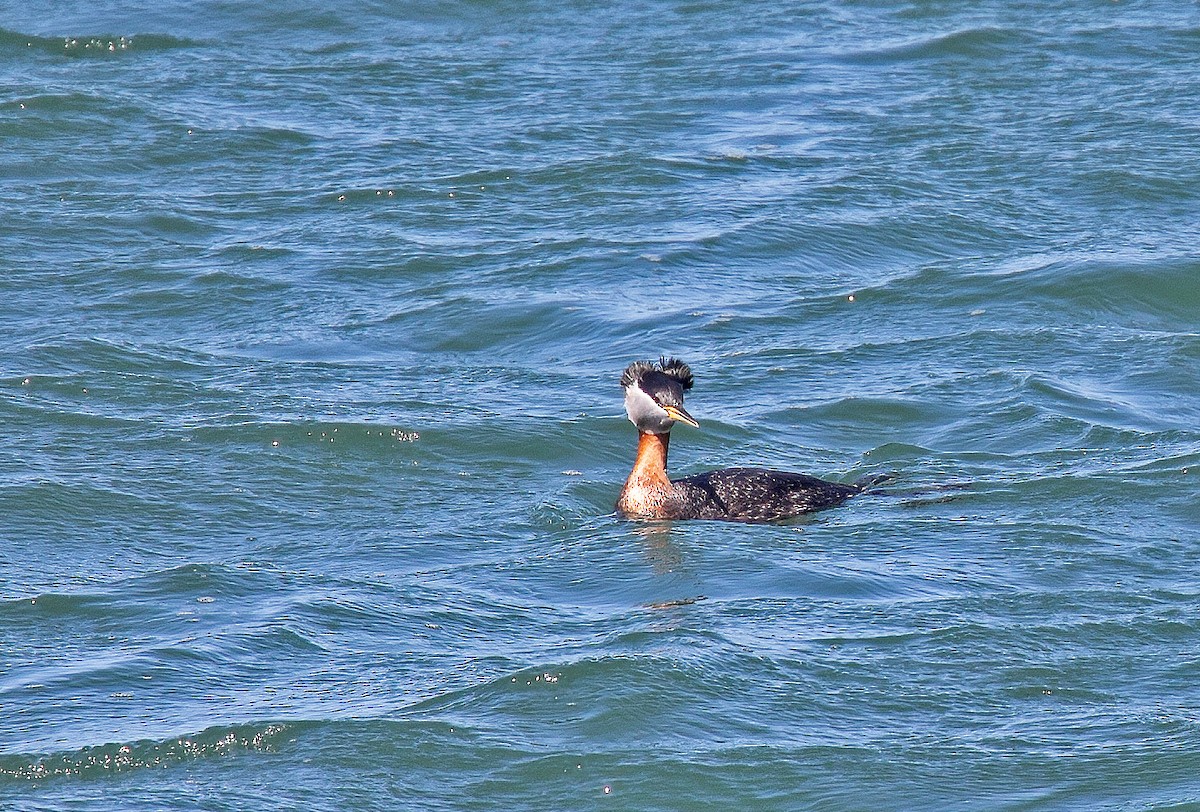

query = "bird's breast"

[{"left": 616, "top": 480, "right": 679, "bottom": 520}]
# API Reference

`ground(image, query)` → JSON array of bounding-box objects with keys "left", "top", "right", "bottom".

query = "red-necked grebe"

[{"left": 616, "top": 357, "right": 865, "bottom": 523}]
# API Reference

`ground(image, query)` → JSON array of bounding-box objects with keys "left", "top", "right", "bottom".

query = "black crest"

[
  {"left": 658, "top": 357, "right": 694, "bottom": 390},
  {"left": 621, "top": 357, "right": 694, "bottom": 390}
]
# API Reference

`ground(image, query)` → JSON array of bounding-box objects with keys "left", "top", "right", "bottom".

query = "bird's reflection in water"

[
  {"left": 628, "top": 523, "right": 707, "bottom": 611},
  {"left": 630, "top": 521, "right": 682, "bottom": 574}
]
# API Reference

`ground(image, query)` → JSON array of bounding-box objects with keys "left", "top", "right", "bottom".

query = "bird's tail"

[{"left": 852, "top": 472, "right": 893, "bottom": 493}]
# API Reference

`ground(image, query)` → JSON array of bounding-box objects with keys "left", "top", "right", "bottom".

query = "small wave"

[
  {"left": 25, "top": 335, "right": 213, "bottom": 376},
  {"left": 402, "top": 654, "right": 712, "bottom": 723},
  {"left": 0, "top": 28, "right": 199, "bottom": 58},
  {"left": 852, "top": 252, "right": 1200, "bottom": 335},
  {"left": 989, "top": 254, "right": 1200, "bottom": 330},
  {"left": 836, "top": 26, "right": 1028, "bottom": 65},
  {"left": 0, "top": 589, "right": 108, "bottom": 619},
  {"left": 0, "top": 722, "right": 290, "bottom": 781},
  {"left": 1017, "top": 372, "right": 1173, "bottom": 435}
]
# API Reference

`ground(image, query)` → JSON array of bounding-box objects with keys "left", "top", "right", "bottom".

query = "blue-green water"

[{"left": 2, "top": 1, "right": 1199, "bottom": 809}]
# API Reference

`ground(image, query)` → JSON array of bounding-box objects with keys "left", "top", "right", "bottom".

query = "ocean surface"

[{"left": 2, "top": 1, "right": 1199, "bottom": 809}]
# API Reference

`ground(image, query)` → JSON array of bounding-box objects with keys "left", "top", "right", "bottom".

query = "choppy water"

[{"left": 2, "top": 1, "right": 1199, "bottom": 809}]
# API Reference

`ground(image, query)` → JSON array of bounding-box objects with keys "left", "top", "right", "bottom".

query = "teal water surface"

[{"left": 2, "top": 1, "right": 1199, "bottom": 810}]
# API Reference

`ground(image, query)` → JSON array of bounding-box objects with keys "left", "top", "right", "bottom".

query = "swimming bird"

[{"left": 616, "top": 357, "right": 866, "bottom": 523}]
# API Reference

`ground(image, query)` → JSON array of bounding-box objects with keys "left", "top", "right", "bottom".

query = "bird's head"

[{"left": 620, "top": 357, "right": 699, "bottom": 435}]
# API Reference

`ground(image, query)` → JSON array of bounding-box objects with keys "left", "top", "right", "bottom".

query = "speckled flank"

[{"left": 672, "top": 468, "right": 860, "bottom": 523}]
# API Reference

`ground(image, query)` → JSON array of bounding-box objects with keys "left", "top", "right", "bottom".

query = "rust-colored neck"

[
  {"left": 617, "top": 431, "right": 675, "bottom": 519},
  {"left": 629, "top": 430, "right": 670, "bottom": 485}
]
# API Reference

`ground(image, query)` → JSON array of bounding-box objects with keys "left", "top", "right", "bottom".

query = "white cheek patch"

[
  {"left": 624, "top": 386, "right": 673, "bottom": 433},
  {"left": 624, "top": 386, "right": 659, "bottom": 422}
]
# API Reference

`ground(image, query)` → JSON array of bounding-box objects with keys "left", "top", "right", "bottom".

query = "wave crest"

[{"left": 0, "top": 722, "right": 290, "bottom": 781}]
